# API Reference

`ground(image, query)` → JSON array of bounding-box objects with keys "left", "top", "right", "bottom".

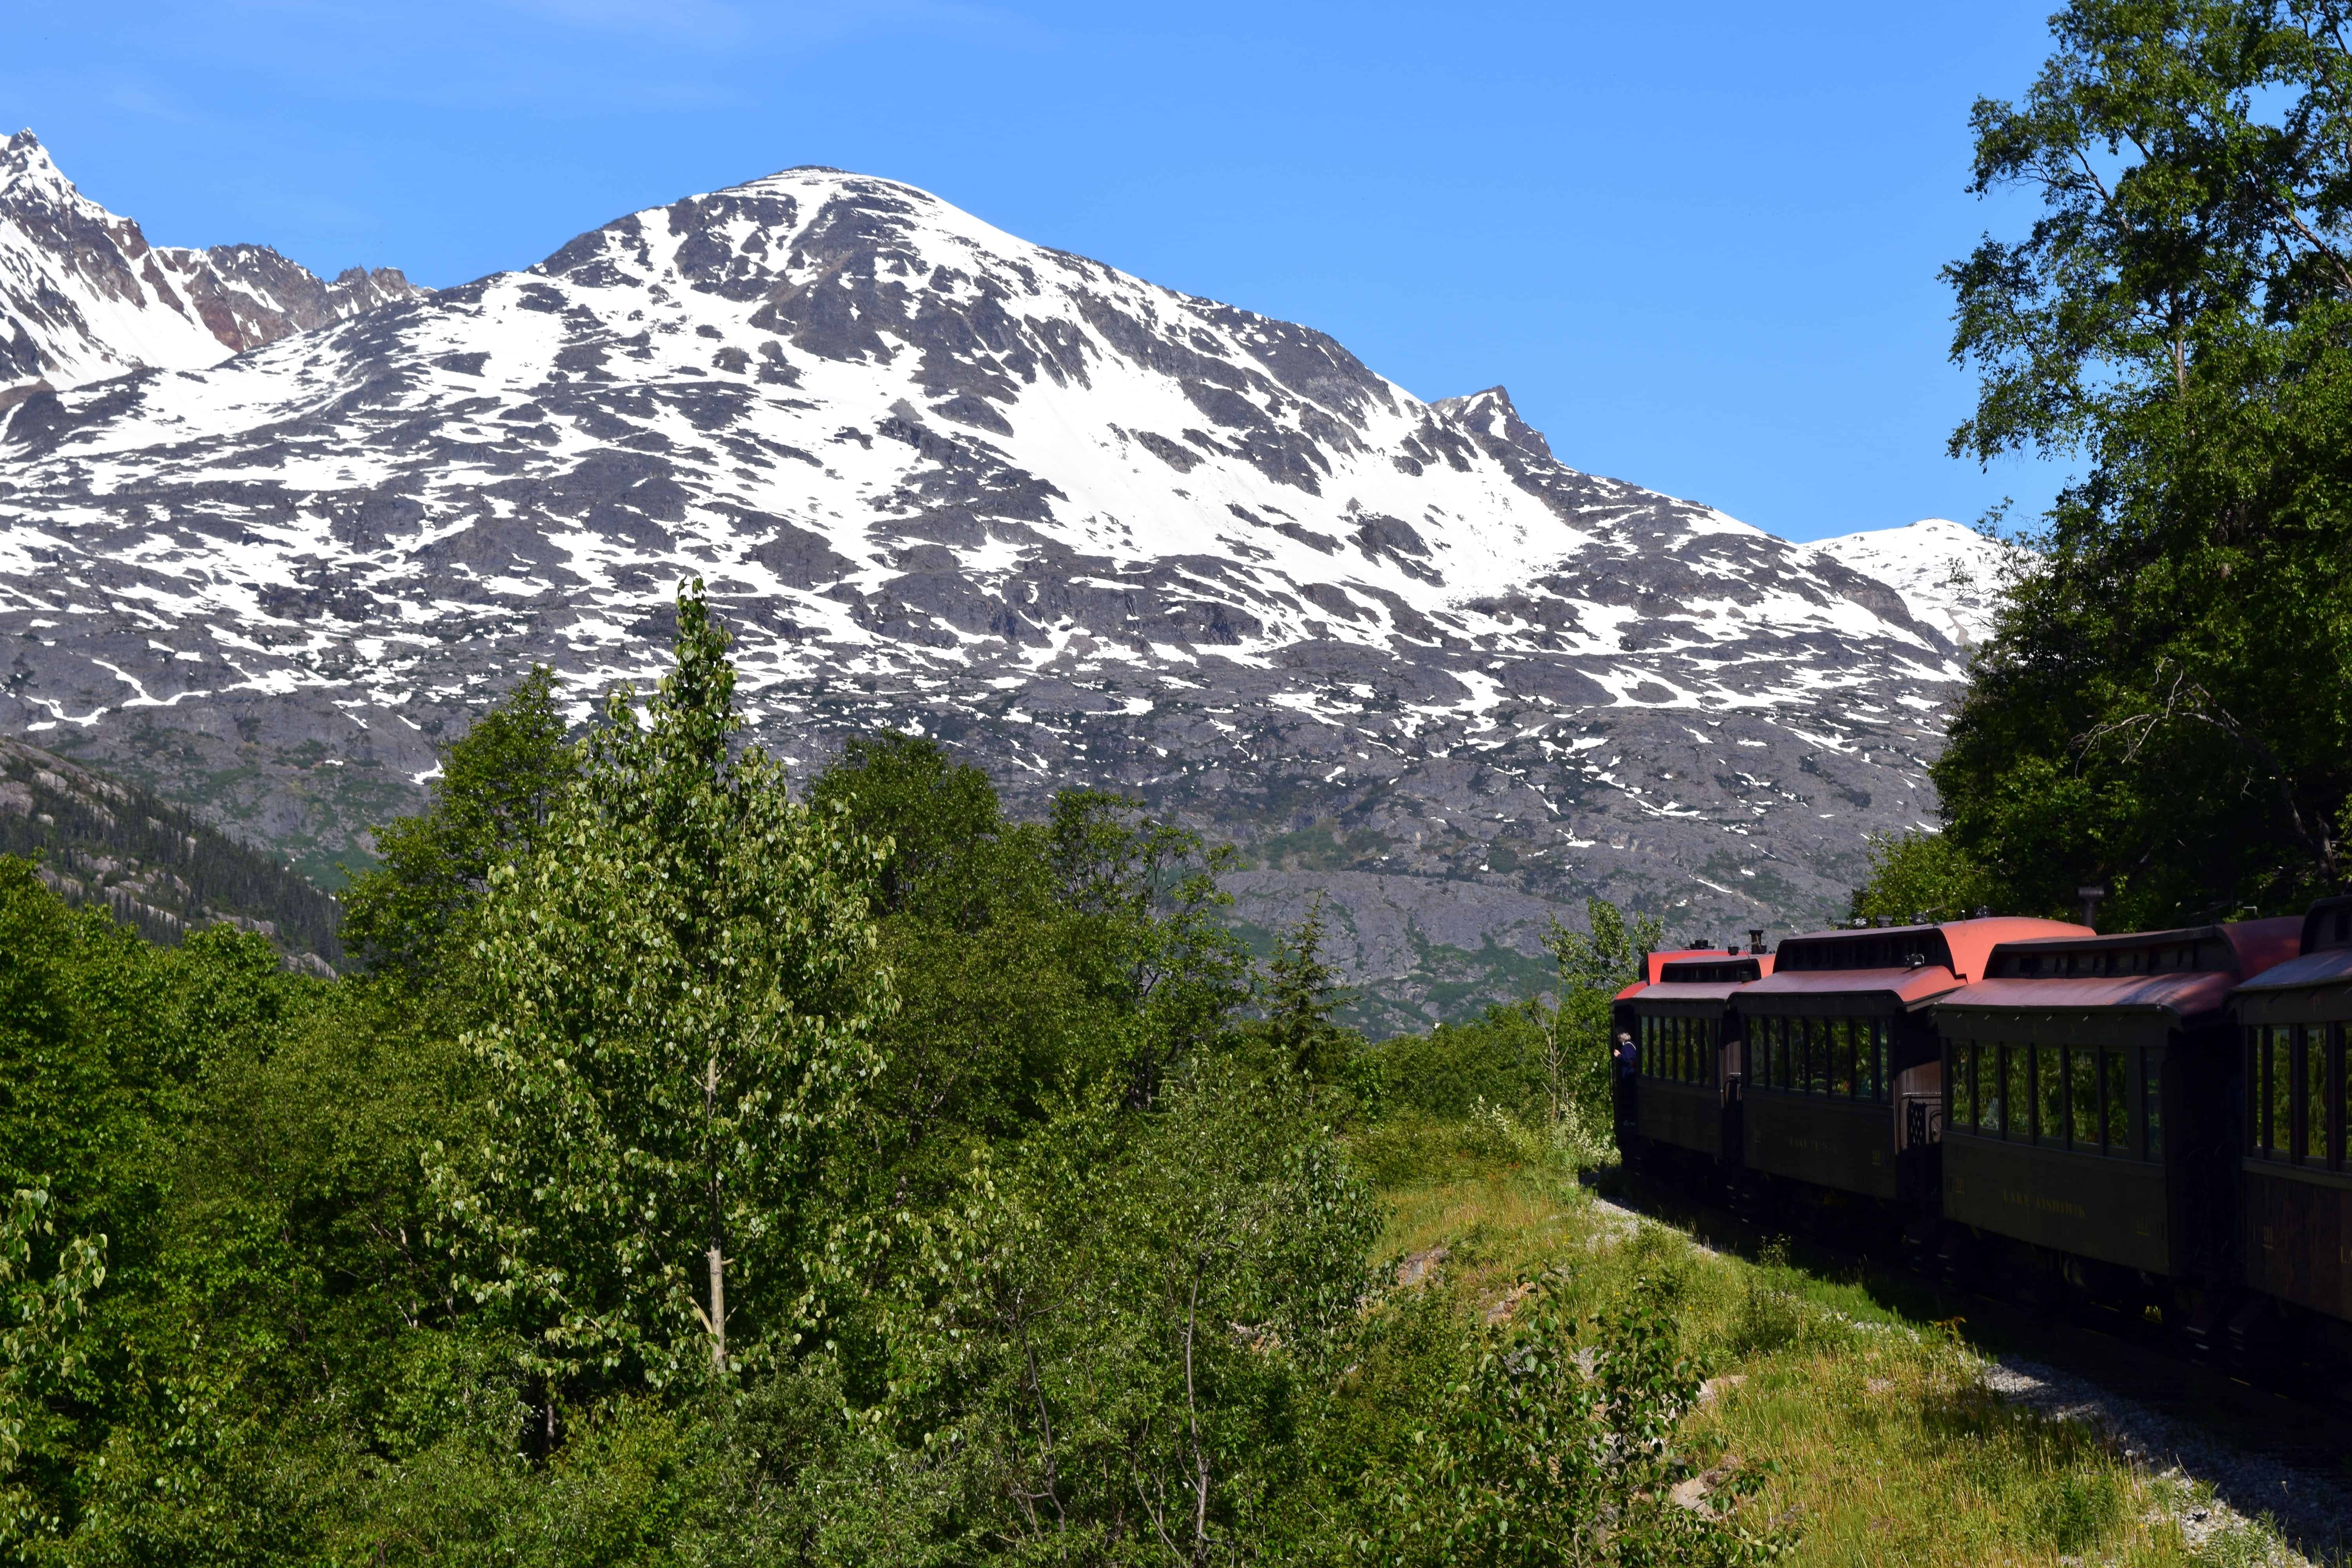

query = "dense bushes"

[{"left": 0, "top": 584, "right": 1755, "bottom": 1565}]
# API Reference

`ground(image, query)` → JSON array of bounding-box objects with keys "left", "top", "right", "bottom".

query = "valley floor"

[{"left": 1372, "top": 1143, "right": 2341, "bottom": 1567}]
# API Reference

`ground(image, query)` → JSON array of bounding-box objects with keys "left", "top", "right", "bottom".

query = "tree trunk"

[
  {"left": 706, "top": 1236, "right": 727, "bottom": 1373},
  {"left": 705, "top": 1052, "right": 727, "bottom": 1374}
]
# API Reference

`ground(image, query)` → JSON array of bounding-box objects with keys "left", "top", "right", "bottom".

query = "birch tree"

[{"left": 435, "top": 582, "right": 891, "bottom": 1399}]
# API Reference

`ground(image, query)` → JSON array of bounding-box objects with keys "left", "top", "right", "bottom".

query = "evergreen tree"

[{"left": 1258, "top": 893, "right": 1361, "bottom": 1085}]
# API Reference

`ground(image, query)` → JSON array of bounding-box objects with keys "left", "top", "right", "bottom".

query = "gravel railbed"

[{"left": 1981, "top": 1355, "right": 2347, "bottom": 1565}]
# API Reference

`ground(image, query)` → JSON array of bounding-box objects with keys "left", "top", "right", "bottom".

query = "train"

[{"left": 1610, "top": 895, "right": 2352, "bottom": 1370}]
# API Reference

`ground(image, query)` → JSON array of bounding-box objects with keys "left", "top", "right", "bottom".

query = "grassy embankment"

[{"left": 1356, "top": 1112, "right": 2305, "bottom": 1568}]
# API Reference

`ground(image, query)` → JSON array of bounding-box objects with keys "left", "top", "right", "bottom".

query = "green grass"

[{"left": 1367, "top": 1135, "right": 2306, "bottom": 1568}]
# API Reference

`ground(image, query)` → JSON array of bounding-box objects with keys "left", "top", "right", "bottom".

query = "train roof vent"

[
  {"left": 2305, "top": 895, "right": 2352, "bottom": 956},
  {"left": 1657, "top": 956, "right": 1766, "bottom": 984},
  {"left": 1772, "top": 927, "right": 1954, "bottom": 975}
]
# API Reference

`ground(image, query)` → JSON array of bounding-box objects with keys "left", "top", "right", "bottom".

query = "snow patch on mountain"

[{"left": 1810, "top": 518, "right": 2024, "bottom": 649}]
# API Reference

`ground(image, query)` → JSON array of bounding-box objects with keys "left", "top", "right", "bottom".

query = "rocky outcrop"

[{"left": 0, "top": 129, "right": 424, "bottom": 392}]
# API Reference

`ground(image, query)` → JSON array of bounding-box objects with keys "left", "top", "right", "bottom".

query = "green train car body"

[
  {"left": 1730, "top": 918, "right": 2085, "bottom": 1208},
  {"left": 2233, "top": 898, "right": 2352, "bottom": 1322},
  {"left": 1627, "top": 954, "right": 1770, "bottom": 1166},
  {"left": 1932, "top": 922, "right": 2298, "bottom": 1286}
]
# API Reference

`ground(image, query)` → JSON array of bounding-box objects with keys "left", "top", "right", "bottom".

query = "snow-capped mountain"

[
  {"left": 0, "top": 151, "right": 1985, "bottom": 1026},
  {"left": 1812, "top": 518, "right": 2022, "bottom": 649},
  {"left": 0, "top": 130, "right": 422, "bottom": 397}
]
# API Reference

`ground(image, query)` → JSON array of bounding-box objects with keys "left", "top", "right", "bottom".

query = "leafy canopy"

[
  {"left": 341, "top": 664, "right": 579, "bottom": 984},
  {"left": 1937, "top": 0, "right": 2352, "bottom": 924},
  {"left": 433, "top": 583, "right": 892, "bottom": 1390}
]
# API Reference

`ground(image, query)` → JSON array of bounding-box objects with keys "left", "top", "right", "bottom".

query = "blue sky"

[{"left": 4, "top": 0, "right": 2068, "bottom": 543}]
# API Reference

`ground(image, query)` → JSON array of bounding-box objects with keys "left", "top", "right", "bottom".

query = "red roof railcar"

[
  {"left": 2231, "top": 896, "right": 2352, "bottom": 1332},
  {"left": 1617, "top": 948, "right": 1774, "bottom": 1183},
  {"left": 1609, "top": 947, "right": 1741, "bottom": 1147},
  {"left": 1732, "top": 918, "right": 2087, "bottom": 1223},
  {"left": 1932, "top": 918, "right": 2300, "bottom": 1323}
]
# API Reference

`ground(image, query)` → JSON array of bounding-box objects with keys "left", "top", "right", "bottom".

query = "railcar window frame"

[
  {"left": 1943, "top": 1035, "right": 2152, "bottom": 1160},
  {"left": 2245, "top": 1022, "right": 2348, "bottom": 1169},
  {"left": 1636, "top": 1011, "right": 1719, "bottom": 1088},
  {"left": 1747, "top": 1012, "right": 1891, "bottom": 1103}
]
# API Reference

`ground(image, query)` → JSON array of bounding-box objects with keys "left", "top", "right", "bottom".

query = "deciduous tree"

[{"left": 434, "top": 584, "right": 891, "bottom": 1397}]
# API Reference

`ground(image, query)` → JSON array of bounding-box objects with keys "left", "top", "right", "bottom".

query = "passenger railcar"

[
  {"left": 1728, "top": 918, "right": 2087, "bottom": 1227},
  {"left": 2232, "top": 896, "right": 2352, "bottom": 1340},
  {"left": 1620, "top": 948, "right": 1774, "bottom": 1185},
  {"left": 1929, "top": 919, "right": 2299, "bottom": 1327}
]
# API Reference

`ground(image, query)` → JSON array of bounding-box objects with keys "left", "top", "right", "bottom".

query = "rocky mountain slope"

[
  {"left": 0, "top": 148, "right": 1994, "bottom": 1028},
  {"left": 0, "top": 736, "right": 340, "bottom": 971},
  {"left": 0, "top": 130, "right": 422, "bottom": 399}
]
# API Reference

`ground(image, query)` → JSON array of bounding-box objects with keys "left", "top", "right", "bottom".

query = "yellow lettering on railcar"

[{"left": 1996, "top": 1187, "right": 2088, "bottom": 1219}]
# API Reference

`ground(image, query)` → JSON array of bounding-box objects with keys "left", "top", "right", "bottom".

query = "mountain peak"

[
  {"left": 1811, "top": 517, "right": 2028, "bottom": 648},
  {"left": 2, "top": 128, "right": 87, "bottom": 207},
  {"left": 1432, "top": 385, "right": 1553, "bottom": 461},
  {"left": 0, "top": 129, "right": 426, "bottom": 390}
]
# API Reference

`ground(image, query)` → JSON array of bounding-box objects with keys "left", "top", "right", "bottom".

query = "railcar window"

[
  {"left": 2005, "top": 1043, "right": 2029, "bottom": 1140},
  {"left": 2101, "top": 1049, "right": 2129, "bottom": 1152},
  {"left": 2301, "top": 1023, "right": 2333, "bottom": 1166},
  {"left": 1753, "top": 1015, "right": 1890, "bottom": 1101},
  {"left": 2245, "top": 1021, "right": 2348, "bottom": 1168},
  {"left": 2142, "top": 1049, "right": 2162, "bottom": 1157},
  {"left": 2032, "top": 1044, "right": 2064, "bottom": 1146},
  {"left": 2068, "top": 1046, "right": 2099, "bottom": 1149},
  {"left": 1639, "top": 1013, "right": 1722, "bottom": 1087},
  {"left": 2337, "top": 1024, "right": 2352, "bottom": 1168},
  {"left": 2270, "top": 1027, "right": 2296, "bottom": 1161}
]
